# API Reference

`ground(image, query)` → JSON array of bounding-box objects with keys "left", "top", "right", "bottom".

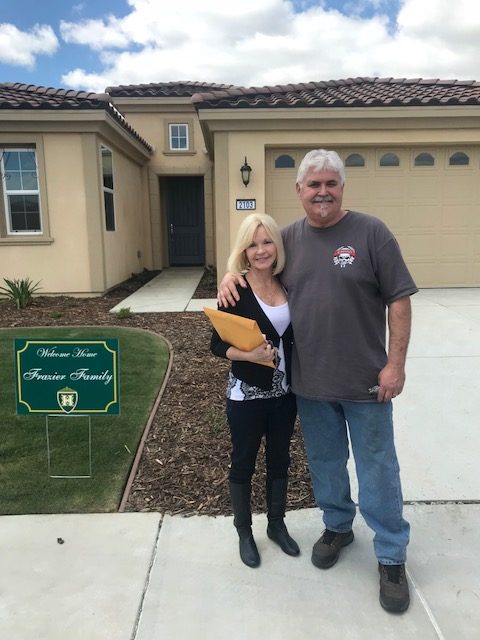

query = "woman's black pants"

[{"left": 226, "top": 393, "right": 296, "bottom": 484}]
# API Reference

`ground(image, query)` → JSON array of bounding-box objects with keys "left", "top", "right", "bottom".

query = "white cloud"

[
  {"left": 383, "top": 0, "right": 480, "bottom": 78},
  {"left": 398, "top": 0, "right": 480, "bottom": 40},
  {"left": 62, "top": 67, "right": 110, "bottom": 94},
  {"left": 0, "top": 23, "right": 58, "bottom": 67},
  {"left": 61, "top": 0, "right": 292, "bottom": 51},
  {"left": 60, "top": 17, "right": 130, "bottom": 50},
  {"left": 59, "top": 0, "right": 480, "bottom": 91}
]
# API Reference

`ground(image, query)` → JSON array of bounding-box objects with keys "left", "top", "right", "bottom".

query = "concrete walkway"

[
  {"left": 109, "top": 267, "right": 217, "bottom": 313},
  {"left": 1, "top": 277, "right": 480, "bottom": 639}
]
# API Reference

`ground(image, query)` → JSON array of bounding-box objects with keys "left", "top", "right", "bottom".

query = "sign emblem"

[{"left": 57, "top": 387, "right": 78, "bottom": 413}]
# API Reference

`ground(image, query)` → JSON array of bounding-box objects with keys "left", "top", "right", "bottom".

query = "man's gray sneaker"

[
  {"left": 311, "top": 529, "right": 354, "bottom": 569},
  {"left": 379, "top": 563, "right": 410, "bottom": 613}
]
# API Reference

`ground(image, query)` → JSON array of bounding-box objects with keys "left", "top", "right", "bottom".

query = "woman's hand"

[
  {"left": 248, "top": 340, "right": 276, "bottom": 364},
  {"left": 226, "top": 338, "right": 276, "bottom": 365}
]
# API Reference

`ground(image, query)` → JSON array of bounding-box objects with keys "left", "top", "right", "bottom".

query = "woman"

[{"left": 211, "top": 213, "right": 299, "bottom": 568}]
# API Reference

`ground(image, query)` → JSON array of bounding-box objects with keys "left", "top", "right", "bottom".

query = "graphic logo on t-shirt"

[{"left": 333, "top": 245, "right": 356, "bottom": 268}]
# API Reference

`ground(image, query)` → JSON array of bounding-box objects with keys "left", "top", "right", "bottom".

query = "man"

[{"left": 218, "top": 149, "right": 417, "bottom": 613}]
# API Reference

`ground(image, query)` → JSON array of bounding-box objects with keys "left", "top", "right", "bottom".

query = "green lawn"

[{"left": 0, "top": 326, "right": 169, "bottom": 514}]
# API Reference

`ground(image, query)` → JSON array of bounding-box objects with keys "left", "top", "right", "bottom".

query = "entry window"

[
  {"left": 1, "top": 148, "right": 41, "bottom": 233},
  {"left": 449, "top": 152, "right": 469, "bottom": 166},
  {"left": 101, "top": 146, "right": 115, "bottom": 231},
  {"left": 169, "top": 124, "right": 189, "bottom": 151},
  {"left": 345, "top": 153, "right": 365, "bottom": 167},
  {"left": 379, "top": 153, "right": 400, "bottom": 167},
  {"left": 275, "top": 154, "right": 295, "bottom": 168},
  {"left": 414, "top": 153, "right": 435, "bottom": 167}
]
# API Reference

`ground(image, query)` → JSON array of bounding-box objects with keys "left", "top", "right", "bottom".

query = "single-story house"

[{"left": 1, "top": 77, "right": 480, "bottom": 294}]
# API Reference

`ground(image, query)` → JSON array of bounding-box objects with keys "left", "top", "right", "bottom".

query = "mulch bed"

[{"left": 0, "top": 270, "right": 315, "bottom": 516}]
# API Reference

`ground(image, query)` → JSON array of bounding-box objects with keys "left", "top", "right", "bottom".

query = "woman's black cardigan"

[{"left": 210, "top": 281, "right": 294, "bottom": 391}]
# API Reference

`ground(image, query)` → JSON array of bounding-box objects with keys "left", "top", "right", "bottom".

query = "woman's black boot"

[
  {"left": 266, "top": 477, "right": 300, "bottom": 556},
  {"left": 229, "top": 481, "right": 260, "bottom": 568}
]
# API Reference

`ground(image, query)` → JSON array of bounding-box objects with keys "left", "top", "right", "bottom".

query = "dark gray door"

[{"left": 165, "top": 176, "right": 205, "bottom": 266}]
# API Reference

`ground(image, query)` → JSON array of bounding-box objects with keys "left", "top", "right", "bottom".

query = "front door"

[{"left": 165, "top": 176, "right": 205, "bottom": 266}]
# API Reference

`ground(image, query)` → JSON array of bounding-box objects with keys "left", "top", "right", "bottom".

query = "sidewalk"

[
  {"left": 2, "top": 505, "right": 479, "bottom": 640},
  {"left": 1, "top": 283, "right": 479, "bottom": 639}
]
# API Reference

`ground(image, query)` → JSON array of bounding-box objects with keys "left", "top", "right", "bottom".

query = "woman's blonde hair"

[{"left": 227, "top": 213, "right": 285, "bottom": 275}]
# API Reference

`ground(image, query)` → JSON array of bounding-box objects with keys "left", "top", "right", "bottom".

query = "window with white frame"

[
  {"left": 1, "top": 148, "right": 42, "bottom": 233},
  {"left": 168, "top": 123, "right": 189, "bottom": 151},
  {"left": 101, "top": 145, "right": 115, "bottom": 231}
]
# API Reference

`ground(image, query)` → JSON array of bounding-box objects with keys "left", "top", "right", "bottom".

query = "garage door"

[{"left": 266, "top": 147, "right": 480, "bottom": 287}]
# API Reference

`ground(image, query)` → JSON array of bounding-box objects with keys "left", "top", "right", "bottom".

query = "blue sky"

[
  {"left": 0, "top": 0, "right": 479, "bottom": 93},
  {"left": 0, "top": 0, "right": 131, "bottom": 88}
]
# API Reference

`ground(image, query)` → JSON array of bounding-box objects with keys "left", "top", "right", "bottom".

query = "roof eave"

[
  {"left": 197, "top": 103, "right": 480, "bottom": 122},
  {"left": 0, "top": 109, "right": 152, "bottom": 160}
]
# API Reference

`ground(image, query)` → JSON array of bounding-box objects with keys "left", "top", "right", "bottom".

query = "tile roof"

[
  {"left": 0, "top": 82, "right": 152, "bottom": 151},
  {"left": 105, "top": 81, "right": 236, "bottom": 98},
  {"left": 191, "top": 77, "right": 480, "bottom": 109}
]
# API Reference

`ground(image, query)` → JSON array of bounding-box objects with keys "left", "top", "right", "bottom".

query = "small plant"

[
  {"left": 0, "top": 277, "right": 42, "bottom": 309},
  {"left": 48, "top": 310, "right": 64, "bottom": 319},
  {"left": 194, "top": 265, "right": 217, "bottom": 298},
  {"left": 206, "top": 406, "right": 227, "bottom": 433},
  {"left": 202, "top": 265, "right": 217, "bottom": 288},
  {"left": 115, "top": 307, "right": 132, "bottom": 319}
]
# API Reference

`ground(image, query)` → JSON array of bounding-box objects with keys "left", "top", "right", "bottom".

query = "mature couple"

[{"left": 210, "top": 149, "right": 417, "bottom": 614}]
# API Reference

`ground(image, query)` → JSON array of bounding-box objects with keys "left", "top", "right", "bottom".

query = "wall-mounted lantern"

[{"left": 240, "top": 156, "right": 252, "bottom": 187}]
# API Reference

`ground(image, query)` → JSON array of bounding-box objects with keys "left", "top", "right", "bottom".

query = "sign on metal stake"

[
  {"left": 46, "top": 414, "right": 93, "bottom": 478},
  {"left": 14, "top": 338, "right": 120, "bottom": 478},
  {"left": 14, "top": 339, "right": 120, "bottom": 414}
]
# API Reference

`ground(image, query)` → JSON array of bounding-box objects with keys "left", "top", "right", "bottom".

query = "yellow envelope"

[{"left": 203, "top": 307, "right": 275, "bottom": 368}]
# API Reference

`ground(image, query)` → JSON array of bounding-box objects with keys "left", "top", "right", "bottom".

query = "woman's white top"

[{"left": 227, "top": 296, "right": 291, "bottom": 401}]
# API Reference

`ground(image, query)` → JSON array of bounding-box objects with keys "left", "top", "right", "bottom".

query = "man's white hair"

[{"left": 296, "top": 149, "right": 346, "bottom": 186}]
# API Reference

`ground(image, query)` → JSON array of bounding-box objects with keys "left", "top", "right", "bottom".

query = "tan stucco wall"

[
  {"left": 0, "top": 133, "right": 94, "bottom": 294},
  {"left": 112, "top": 104, "right": 214, "bottom": 268},
  {"left": 100, "top": 139, "right": 151, "bottom": 289},
  {"left": 0, "top": 128, "right": 151, "bottom": 295}
]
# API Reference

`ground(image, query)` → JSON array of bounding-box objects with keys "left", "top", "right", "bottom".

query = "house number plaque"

[{"left": 236, "top": 199, "right": 256, "bottom": 210}]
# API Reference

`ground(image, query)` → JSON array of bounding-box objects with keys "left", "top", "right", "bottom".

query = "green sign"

[{"left": 14, "top": 339, "right": 120, "bottom": 415}]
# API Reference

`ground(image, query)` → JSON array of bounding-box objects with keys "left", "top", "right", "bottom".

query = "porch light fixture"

[{"left": 240, "top": 156, "right": 252, "bottom": 187}]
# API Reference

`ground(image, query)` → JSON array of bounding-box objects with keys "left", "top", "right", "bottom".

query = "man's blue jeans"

[{"left": 297, "top": 396, "right": 410, "bottom": 565}]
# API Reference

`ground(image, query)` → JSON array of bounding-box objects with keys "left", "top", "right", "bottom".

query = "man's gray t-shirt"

[{"left": 281, "top": 211, "right": 418, "bottom": 402}]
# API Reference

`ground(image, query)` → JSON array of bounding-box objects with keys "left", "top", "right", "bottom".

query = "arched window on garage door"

[
  {"left": 275, "top": 154, "right": 295, "bottom": 168},
  {"left": 345, "top": 153, "right": 365, "bottom": 167},
  {"left": 379, "top": 152, "right": 400, "bottom": 167},
  {"left": 449, "top": 151, "right": 469, "bottom": 166},
  {"left": 414, "top": 152, "right": 435, "bottom": 167}
]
